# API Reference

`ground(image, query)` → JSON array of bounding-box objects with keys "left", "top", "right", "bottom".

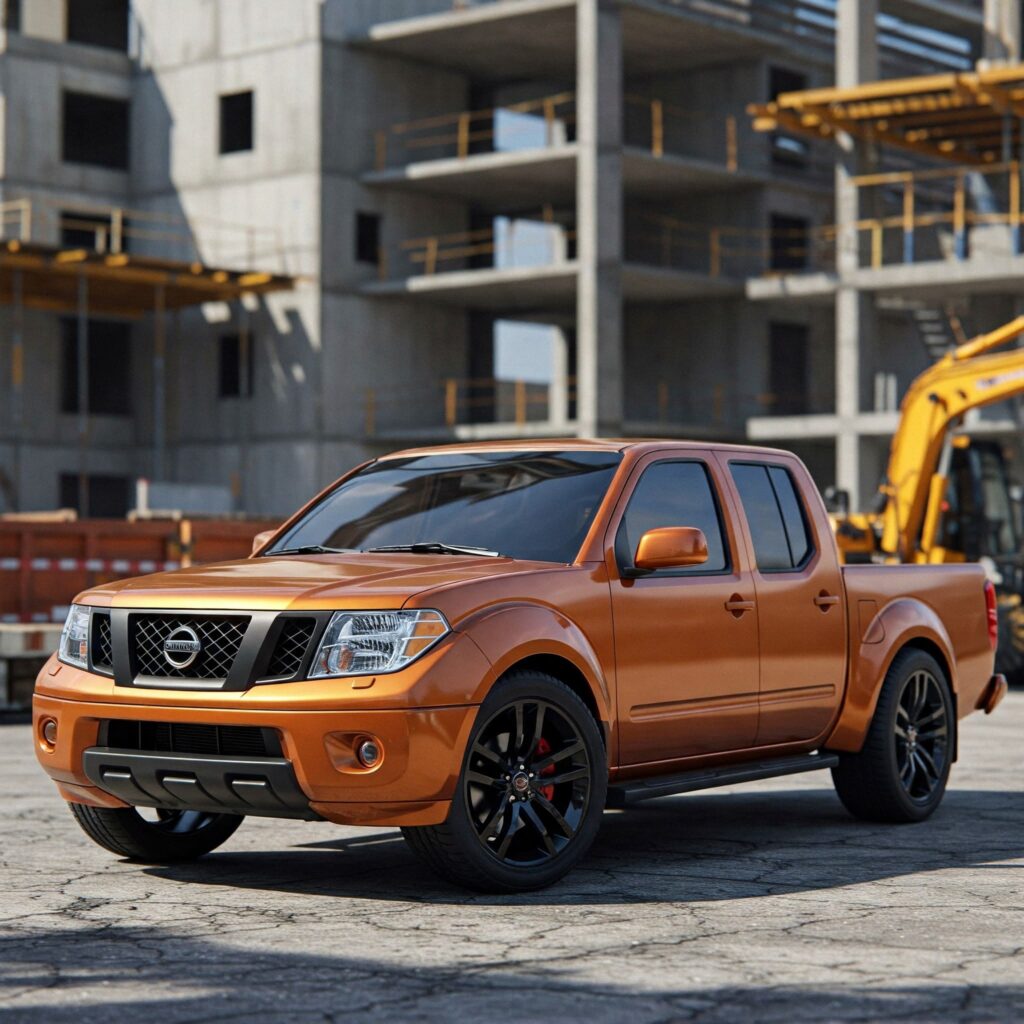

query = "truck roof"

[{"left": 381, "top": 438, "right": 797, "bottom": 460}]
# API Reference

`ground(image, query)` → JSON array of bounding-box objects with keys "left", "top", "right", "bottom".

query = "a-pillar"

[
  {"left": 576, "top": 0, "right": 623, "bottom": 437},
  {"left": 549, "top": 325, "right": 571, "bottom": 428},
  {"left": 834, "top": 0, "right": 878, "bottom": 508}
]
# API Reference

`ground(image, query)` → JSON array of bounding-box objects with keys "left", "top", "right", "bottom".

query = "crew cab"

[{"left": 34, "top": 441, "right": 1007, "bottom": 891}]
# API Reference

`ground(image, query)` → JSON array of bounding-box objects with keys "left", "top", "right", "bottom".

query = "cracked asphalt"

[{"left": 1, "top": 695, "right": 1022, "bottom": 1023}]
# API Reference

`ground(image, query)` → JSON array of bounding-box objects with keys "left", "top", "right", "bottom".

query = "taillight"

[{"left": 984, "top": 580, "right": 999, "bottom": 651}]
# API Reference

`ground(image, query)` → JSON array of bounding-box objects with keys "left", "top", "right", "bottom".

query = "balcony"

[
  {"left": 364, "top": 209, "right": 768, "bottom": 308},
  {"left": 365, "top": 90, "right": 833, "bottom": 206},
  {"left": 362, "top": 376, "right": 578, "bottom": 442},
  {"left": 748, "top": 161, "right": 1024, "bottom": 303},
  {"left": 352, "top": 0, "right": 979, "bottom": 80}
]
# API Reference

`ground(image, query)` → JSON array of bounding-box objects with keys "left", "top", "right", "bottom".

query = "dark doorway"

[
  {"left": 769, "top": 322, "right": 809, "bottom": 416},
  {"left": 59, "top": 473, "right": 132, "bottom": 518},
  {"left": 769, "top": 213, "right": 810, "bottom": 271},
  {"left": 60, "top": 318, "right": 132, "bottom": 415}
]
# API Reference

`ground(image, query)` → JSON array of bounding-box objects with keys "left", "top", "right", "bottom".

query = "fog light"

[
  {"left": 356, "top": 738, "right": 382, "bottom": 768},
  {"left": 41, "top": 718, "right": 58, "bottom": 746}
]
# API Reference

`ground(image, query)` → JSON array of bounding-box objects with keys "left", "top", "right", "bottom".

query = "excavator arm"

[{"left": 878, "top": 314, "right": 1024, "bottom": 560}]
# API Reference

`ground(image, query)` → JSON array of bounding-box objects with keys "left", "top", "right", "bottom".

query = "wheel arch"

[
  {"left": 827, "top": 597, "right": 958, "bottom": 753},
  {"left": 458, "top": 602, "right": 614, "bottom": 750},
  {"left": 498, "top": 652, "right": 606, "bottom": 746}
]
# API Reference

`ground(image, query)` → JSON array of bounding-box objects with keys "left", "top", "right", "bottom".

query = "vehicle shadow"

[
  {"left": 3, "top": 923, "right": 1021, "bottom": 1024},
  {"left": 143, "top": 786, "right": 1023, "bottom": 905}
]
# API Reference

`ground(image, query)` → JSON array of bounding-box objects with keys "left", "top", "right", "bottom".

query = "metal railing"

[
  {"left": 375, "top": 92, "right": 576, "bottom": 170},
  {"left": 379, "top": 210, "right": 575, "bottom": 279},
  {"left": 0, "top": 197, "right": 289, "bottom": 272},
  {"left": 363, "top": 377, "right": 578, "bottom": 436},
  {"left": 379, "top": 160, "right": 1024, "bottom": 285},
  {"left": 849, "top": 162, "right": 1024, "bottom": 270},
  {"left": 361, "top": 374, "right": 833, "bottom": 435},
  {"left": 375, "top": 88, "right": 839, "bottom": 181}
]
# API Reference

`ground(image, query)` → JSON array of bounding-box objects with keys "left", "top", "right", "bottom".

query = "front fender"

[
  {"left": 459, "top": 603, "right": 613, "bottom": 723},
  {"left": 826, "top": 597, "right": 958, "bottom": 752}
]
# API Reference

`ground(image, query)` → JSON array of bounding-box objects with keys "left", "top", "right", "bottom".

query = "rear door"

[
  {"left": 608, "top": 453, "right": 761, "bottom": 765},
  {"left": 719, "top": 455, "right": 846, "bottom": 745}
]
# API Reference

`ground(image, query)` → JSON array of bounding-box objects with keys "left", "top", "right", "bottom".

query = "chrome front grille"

[{"left": 131, "top": 614, "right": 250, "bottom": 680}]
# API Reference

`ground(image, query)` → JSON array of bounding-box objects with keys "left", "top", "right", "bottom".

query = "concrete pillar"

[
  {"left": 834, "top": 0, "right": 878, "bottom": 507},
  {"left": 576, "top": 0, "right": 623, "bottom": 437},
  {"left": 983, "top": 0, "right": 1022, "bottom": 64},
  {"left": 76, "top": 275, "right": 90, "bottom": 517},
  {"left": 153, "top": 285, "right": 166, "bottom": 481},
  {"left": 10, "top": 270, "right": 23, "bottom": 511},
  {"left": 549, "top": 326, "right": 570, "bottom": 427}
]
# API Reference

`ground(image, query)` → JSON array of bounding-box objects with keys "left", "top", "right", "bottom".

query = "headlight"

[
  {"left": 58, "top": 604, "right": 90, "bottom": 669},
  {"left": 310, "top": 609, "right": 449, "bottom": 678}
]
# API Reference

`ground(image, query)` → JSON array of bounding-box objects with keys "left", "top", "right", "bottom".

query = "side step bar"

[{"left": 606, "top": 752, "right": 840, "bottom": 809}]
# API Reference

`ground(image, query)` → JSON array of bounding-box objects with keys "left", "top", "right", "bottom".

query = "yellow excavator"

[{"left": 831, "top": 314, "right": 1024, "bottom": 679}]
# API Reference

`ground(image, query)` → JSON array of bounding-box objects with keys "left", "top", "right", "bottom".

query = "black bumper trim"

[{"left": 82, "top": 747, "right": 321, "bottom": 821}]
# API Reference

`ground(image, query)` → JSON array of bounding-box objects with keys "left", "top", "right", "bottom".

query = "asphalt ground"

[{"left": 1, "top": 695, "right": 1022, "bottom": 1023}]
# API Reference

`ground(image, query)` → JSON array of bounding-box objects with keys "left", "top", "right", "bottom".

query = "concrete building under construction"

[{"left": 1, "top": 0, "right": 1023, "bottom": 518}]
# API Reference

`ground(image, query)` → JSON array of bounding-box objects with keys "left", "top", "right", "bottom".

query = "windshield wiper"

[
  {"left": 264, "top": 544, "right": 354, "bottom": 557},
  {"left": 366, "top": 541, "right": 502, "bottom": 558}
]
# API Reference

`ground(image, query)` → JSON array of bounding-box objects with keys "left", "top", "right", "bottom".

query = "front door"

[
  {"left": 721, "top": 456, "right": 846, "bottom": 746},
  {"left": 610, "top": 455, "right": 761, "bottom": 766}
]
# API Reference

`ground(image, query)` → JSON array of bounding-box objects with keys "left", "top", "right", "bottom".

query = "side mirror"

[
  {"left": 633, "top": 526, "right": 708, "bottom": 572},
  {"left": 251, "top": 529, "right": 277, "bottom": 556}
]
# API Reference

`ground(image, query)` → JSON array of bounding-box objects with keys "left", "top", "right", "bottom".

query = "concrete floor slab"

[{"left": 1, "top": 695, "right": 1022, "bottom": 1021}]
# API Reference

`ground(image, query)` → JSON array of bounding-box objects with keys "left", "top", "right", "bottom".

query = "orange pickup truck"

[{"left": 34, "top": 441, "right": 1007, "bottom": 891}]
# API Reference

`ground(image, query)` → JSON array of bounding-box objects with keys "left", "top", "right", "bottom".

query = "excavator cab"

[{"left": 938, "top": 441, "right": 1020, "bottom": 564}]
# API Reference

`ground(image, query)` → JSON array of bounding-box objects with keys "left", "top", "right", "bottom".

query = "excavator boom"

[{"left": 878, "top": 315, "right": 1024, "bottom": 560}]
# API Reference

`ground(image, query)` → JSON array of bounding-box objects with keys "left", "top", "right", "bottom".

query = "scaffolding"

[
  {"left": 748, "top": 65, "right": 1024, "bottom": 166},
  {"left": 0, "top": 198, "right": 296, "bottom": 516}
]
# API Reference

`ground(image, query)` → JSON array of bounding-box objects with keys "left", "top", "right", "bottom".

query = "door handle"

[
  {"left": 725, "top": 595, "right": 755, "bottom": 615},
  {"left": 814, "top": 592, "right": 840, "bottom": 609}
]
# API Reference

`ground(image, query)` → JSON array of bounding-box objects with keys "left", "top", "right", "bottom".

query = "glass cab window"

[
  {"left": 730, "top": 462, "right": 813, "bottom": 571},
  {"left": 616, "top": 461, "right": 728, "bottom": 574}
]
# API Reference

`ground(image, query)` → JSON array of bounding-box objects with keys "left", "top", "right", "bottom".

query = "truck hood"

[{"left": 80, "top": 552, "right": 554, "bottom": 612}]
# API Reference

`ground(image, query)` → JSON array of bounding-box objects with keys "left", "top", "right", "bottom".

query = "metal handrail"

[{"left": 0, "top": 196, "right": 289, "bottom": 272}]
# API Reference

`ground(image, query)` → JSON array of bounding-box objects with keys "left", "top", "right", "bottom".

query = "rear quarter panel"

[{"left": 828, "top": 563, "right": 993, "bottom": 751}]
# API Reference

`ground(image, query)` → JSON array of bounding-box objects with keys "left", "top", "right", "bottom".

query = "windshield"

[{"left": 268, "top": 450, "right": 623, "bottom": 564}]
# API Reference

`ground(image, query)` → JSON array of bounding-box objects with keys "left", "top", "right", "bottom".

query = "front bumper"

[
  {"left": 82, "top": 747, "right": 318, "bottom": 820},
  {"left": 34, "top": 686, "right": 480, "bottom": 828}
]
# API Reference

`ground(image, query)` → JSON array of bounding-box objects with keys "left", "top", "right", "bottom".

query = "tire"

[
  {"left": 831, "top": 648, "right": 955, "bottom": 823},
  {"left": 68, "top": 803, "right": 243, "bottom": 862},
  {"left": 402, "top": 671, "right": 607, "bottom": 893}
]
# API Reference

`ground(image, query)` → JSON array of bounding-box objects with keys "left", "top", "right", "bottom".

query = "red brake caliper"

[{"left": 535, "top": 736, "right": 556, "bottom": 801}]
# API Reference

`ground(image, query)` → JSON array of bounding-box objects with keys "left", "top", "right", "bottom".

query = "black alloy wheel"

[
  {"left": 464, "top": 697, "right": 592, "bottom": 865},
  {"left": 831, "top": 648, "right": 955, "bottom": 824},
  {"left": 401, "top": 671, "right": 607, "bottom": 892},
  {"left": 894, "top": 667, "right": 950, "bottom": 803}
]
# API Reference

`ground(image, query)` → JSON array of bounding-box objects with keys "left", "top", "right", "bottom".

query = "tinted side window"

[
  {"left": 730, "top": 463, "right": 812, "bottom": 571},
  {"left": 769, "top": 466, "right": 812, "bottom": 565},
  {"left": 617, "top": 462, "right": 728, "bottom": 573}
]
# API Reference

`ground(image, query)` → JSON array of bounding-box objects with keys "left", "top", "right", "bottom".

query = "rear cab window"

[
  {"left": 729, "top": 462, "right": 813, "bottom": 572},
  {"left": 615, "top": 460, "right": 730, "bottom": 575}
]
